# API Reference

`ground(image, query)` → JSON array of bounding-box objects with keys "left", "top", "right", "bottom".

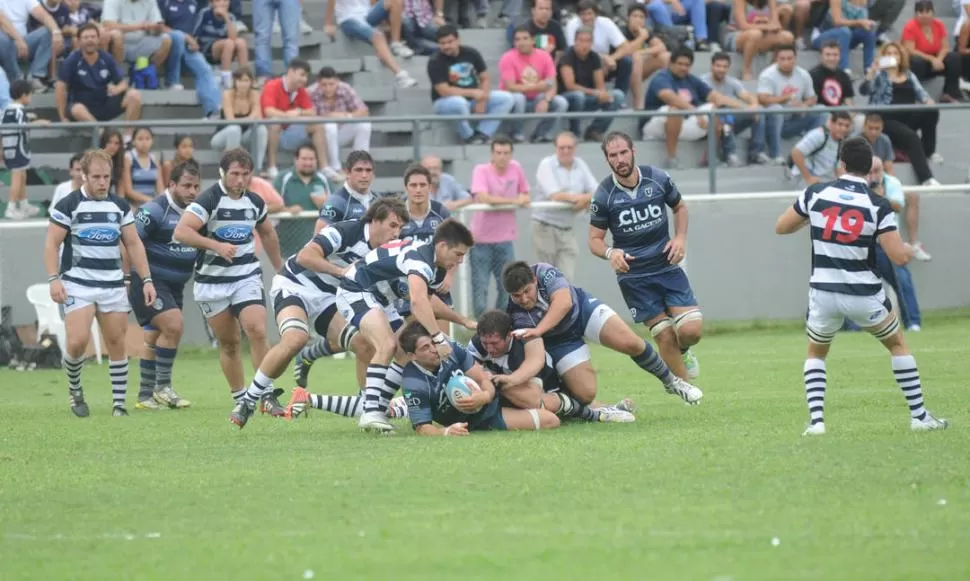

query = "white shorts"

[
  {"left": 806, "top": 288, "right": 891, "bottom": 339},
  {"left": 642, "top": 103, "right": 714, "bottom": 142},
  {"left": 550, "top": 302, "right": 617, "bottom": 376},
  {"left": 269, "top": 275, "right": 337, "bottom": 332},
  {"left": 62, "top": 280, "right": 130, "bottom": 316},
  {"left": 336, "top": 289, "right": 404, "bottom": 331},
  {"left": 194, "top": 277, "right": 265, "bottom": 319}
]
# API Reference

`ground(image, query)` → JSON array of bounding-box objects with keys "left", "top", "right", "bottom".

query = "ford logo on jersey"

[
  {"left": 77, "top": 227, "right": 119, "bottom": 243},
  {"left": 214, "top": 225, "right": 253, "bottom": 242}
]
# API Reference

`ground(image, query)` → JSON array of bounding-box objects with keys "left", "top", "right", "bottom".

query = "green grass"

[{"left": 1, "top": 317, "right": 969, "bottom": 581}]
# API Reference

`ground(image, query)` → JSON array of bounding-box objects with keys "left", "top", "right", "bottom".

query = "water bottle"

[{"left": 685, "top": 25, "right": 695, "bottom": 49}]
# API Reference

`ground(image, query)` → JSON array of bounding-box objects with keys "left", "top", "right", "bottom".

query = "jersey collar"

[
  {"left": 412, "top": 360, "right": 441, "bottom": 378},
  {"left": 164, "top": 189, "right": 185, "bottom": 213},
  {"left": 841, "top": 174, "right": 868, "bottom": 185},
  {"left": 345, "top": 183, "right": 373, "bottom": 202},
  {"left": 611, "top": 166, "right": 643, "bottom": 196},
  {"left": 363, "top": 222, "right": 372, "bottom": 246}
]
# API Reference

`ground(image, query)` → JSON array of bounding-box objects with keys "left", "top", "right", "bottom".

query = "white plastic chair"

[{"left": 25, "top": 283, "right": 103, "bottom": 364}]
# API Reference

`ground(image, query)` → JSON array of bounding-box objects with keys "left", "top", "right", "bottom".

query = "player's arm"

[
  {"left": 533, "top": 287, "right": 572, "bottom": 336},
  {"left": 457, "top": 362, "right": 497, "bottom": 412},
  {"left": 296, "top": 238, "right": 349, "bottom": 278},
  {"left": 408, "top": 274, "right": 444, "bottom": 338},
  {"left": 44, "top": 208, "right": 71, "bottom": 302},
  {"left": 496, "top": 338, "right": 547, "bottom": 388},
  {"left": 121, "top": 223, "right": 153, "bottom": 282},
  {"left": 407, "top": 379, "right": 470, "bottom": 436},
  {"left": 430, "top": 294, "right": 476, "bottom": 330},
  {"left": 774, "top": 206, "right": 808, "bottom": 234},
  {"left": 173, "top": 201, "right": 236, "bottom": 262},
  {"left": 255, "top": 218, "right": 283, "bottom": 271},
  {"left": 874, "top": 203, "right": 910, "bottom": 265},
  {"left": 589, "top": 224, "right": 633, "bottom": 273}
]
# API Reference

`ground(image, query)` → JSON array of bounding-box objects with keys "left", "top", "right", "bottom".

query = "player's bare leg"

[
  {"left": 500, "top": 407, "right": 561, "bottom": 431},
  {"left": 207, "top": 309, "right": 246, "bottom": 402},
  {"left": 668, "top": 305, "right": 703, "bottom": 379},
  {"left": 97, "top": 310, "right": 131, "bottom": 416},
  {"left": 503, "top": 380, "right": 634, "bottom": 423}
]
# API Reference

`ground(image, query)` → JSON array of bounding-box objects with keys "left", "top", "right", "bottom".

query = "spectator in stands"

[
  {"left": 757, "top": 44, "right": 822, "bottom": 163},
  {"left": 274, "top": 144, "right": 329, "bottom": 257},
  {"left": 99, "top": 127, "right": 131, "bottom": 198},
  {"left": 506, "top": 0, "right": 566, "bottom": 61},
  {"left": 31, "top": 0, "right": 70, "bottom": 79},
  {"left": 326, "top": 0, "right": 419, "bottom": 88},
  {"left": 622, "top": 4, "right": 670, "bottom": 111},
  {"left": 647, "top": 0, "right": 713, "bottom": 51},
  {"left": 421, "top": 154, "right": 472, "bottom": 210},
  {"left": 51, "top": 152, "right": 84, "bottom": 211},
  {"left": 428, "top": 25, "right": 516, "bottom": 144},
  {"left": 788, "top": 110, "right": 852, "bottom": 185},
  {"left": 124, "top": 126, "right": 163, "bottom": 205},
  {"left": 2, "top": 79, "right": 46, "bottom": 220},
  {"left": 532, "top": 131, "right": 596, "bottom": 280},
  {"left": 55, "top": 23, "right": 143, "bottom": 138},
  {"left": 701, "top": 51, "right": 769, "bottom": 165},
  {"left": 869, "top": 0, "right": 904, "bottom": 45},
  {"left": 811, "top": 0, "right": 876, "bottom": 75},
  {"left": 157, "top": 0, "right": 221, "bottom": 118},
  {"left": 402, "top": 0, "right": 444, "bottom": 55},
  {"left": 469, "top": 135, "right": 530, "bottom": 317},
  {"left": 252, "top": 0, "right": 299, "bottom": 86},
  {"left": 161, "top": 134, "right": 195, "bottom": 185},
  {"left": 193, "top": 0, "right": 248, "bottom": 90},
  {"left": 248, "top": 174, "right": 287, "bottom": 213},
  {"left": 810, "top": 41, "right": 854, "bottom": 107},
  {"left": 0, "top": 64, "right": 9, "bottom": 112},
  {"left": 63, "top": 0, "right": 121, "bottom": 62},
  {"left": 211, "top": 67, "right": 269, "bottom": 175},
  {"left": 564, "top": 1, "right": 635, "bottom": 101},
  {"left": 101, "top": 0, "right": 173, "bottom": 82},
  {"left": 723, "top": 0, "right": 794, "bottom": 81},
  {"left": 261, "top": 59, "right": 335, "bottom": 181},
  {"left": 643, "top": 47, "right": 734, "bottom": 168},
  {"left": 0, "top": 0, "right": 63, "bottom": 91},
  {"left": 559, "top": 26, "right": 625, "bottom": 141},
  {"left": 903, "top": 0, "right": 966, "bottom": 103},
  {"left": 500, "top": 25, "right": 568, "bottom": 143},
  {"left": 308, "top": 66, "right": 373, "bottom": 175}
]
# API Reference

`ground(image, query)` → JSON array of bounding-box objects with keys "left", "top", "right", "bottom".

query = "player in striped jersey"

[
  {"left": 339, "top": 218, "right": 476, "bottom": 432},
  {"left": 44, "top": 149, "right": 157, "bottom": 417},
  {"left": 314, "top": 150, "right": 380, "bottom": 231},
  {"left": 173, "top": 148, "right": 285, "bottom": 422},
  {"left": 775, "top": 137, "right": 947, "bottom": 435}
]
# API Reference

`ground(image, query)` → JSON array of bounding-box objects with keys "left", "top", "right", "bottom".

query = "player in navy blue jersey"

[
  {"left": 399, "top": 322, "right": 560, "bottom": 436},
  {"left": 315, "top": 150, "right": 380, "bottom": 231},
  {"left": 129, "top": 161, "right": 202, "bottom": 411},
  {"left": 1, "top": 80, "right": 45, "bottom": 220},
  {"left": 589, "top": 131, "right": 704, "bottom": 382},
  {"left": 503, "top": 261, "right": 702, "bottom": 406}
]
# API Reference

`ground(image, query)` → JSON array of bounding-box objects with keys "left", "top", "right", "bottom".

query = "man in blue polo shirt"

[
  {"left": 157, "top": 0, "right": 220, "bottom": 117},
  {"left": 54, "top": 22, "right": 143, "bottom": 138}
]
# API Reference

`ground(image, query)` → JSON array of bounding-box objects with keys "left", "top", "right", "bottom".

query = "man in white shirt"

[
  {"left": 50, "top": 153, "right": 85, "bottom": 213},
  {"left": 564, "top": 0, "right": 635, "bottom": 100},
  {"left": 101, "top": 0, "right": 172, "bottom": 75},
  {"left": 532, "top": 131, "right": 598, "bottom": 279},
  {"left": 0, "top": 0, "right": 64, "bottom": 90}
]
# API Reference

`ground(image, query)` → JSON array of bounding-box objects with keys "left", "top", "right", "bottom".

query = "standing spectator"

[
  {"left": 724, "top": 0, "right": 794, "bottom": 80},
  {"left": 559, "top": 26, "right": 625, "bottom": 141},
  {"left": 647, "top": 0, "right": 713, "bottom": 51},
  {"left": 500, "top": 26, "right": 568, "bottom": 143},
  {"left": 468, "top": 136, "right": 530, "bottom": 317},
  {"left": 101, "top": 0, "right": 173, "bottom": 81},
  {"left": 124, "top": 126, "right": 164, "bottom": 205},
  {"left": 308, "top": 66, "right": 373, "bottom": 174},
  {"left": 810, "top": 41, "right": 855, "bottom": 107},
  {"left": 326, "top": 0, "right": 419, "bottom": 88},
  {"left": 55, "top": 23, "right": 143, "bottom": 138},
  {"left": 156, "top": 0, "right": 221, "bottom": 118},
  {"left": 0, "top": 65, "right": 9, "bottom": 112},
  {"left": 811, "top": 0, "right": 876, "bottom": 75},
  {"left": 194, "top": 0, "right": 248, "bottom": 90},
  {"left": 261, "top": 59, "right": 333, "bottom": 180},
  {"left": 402, "top": 0, "right": 444, "bottom": 55},
  {"left": 252, "top": 0, "right": 299, "bottom": 86},
  {"left": 421, "top": 154, "right": 472, "bottom": 211},
  {"left": 757, "top": 44, "right": 822, "bottom": 163},
  {"left": 211, "top": 67, "right": 268, "bottom": 174},
  {"left": 0, "top": 0, "right": 63, "bottom": 90},
  {"left": 903, "top": 0, "right": 966, "bottom": 103},
  {"left": 622, "top": 3, "right": 670, "bottom": 111},
  {"left": 788, "top": 111, "right": 852, "bottom": 186},
  {"left": 51, "top": 152, "right": 84, "bottom": 212},
  {"left": 1, "top": 80, "right": 46, "bottom": 220},
  {"left": 428, "top": 25, "right": 515, "bottom": 144},
  {"left": 701, "top": 51, "right": 768, "bottom": 165},
  {"left": 564, "top": 1, "right": 635, "bottom": 100},
  {"left": 506, "top": 0, "right": 566, "bottom": 61},
  {"left": 274, "top": 144, "right": 329, "bottom": 257},
  {"left": 532, "top": 131, "right": 596, "bottom": 280}
]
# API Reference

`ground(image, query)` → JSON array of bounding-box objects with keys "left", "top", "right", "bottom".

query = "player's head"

[
  {"left": 344, "top": 150, "right": 375, "bottom": 192},
  {"left": 212, "top": 0, "right": 230, "bottom": 12},
  {"left": 827, "top": 111, "right": 853, "bottom": 140},
  {"left": 490, "top": 135, "right": 514, "bottom": 170},
  {"left": 68, "top": 152, "right": 84, "bottom": 186},
  {"left": 219, "top": 147, "right": 254, "bottom": 195},
  {"left": 867, "top": 156, "right": 885, "bottom": 187},
  {"left": 10, "top": 79, "right": 33, "bottom": 105},
  {"left": 81, "top": 149, "right": 114, "bottom": 199},
  {"left": 601, "top": 131, "right": 636, "bottom": 179},
  {"left": 432, "top": 218, "right": 474, "bottom": 270},
  {"left": 400, "top": 321, "right": 441, "bottom": 368},
  {"left": 363, "top": 198, "right": 409, "bottom": 245},
  {"left": 476, "top": 309, "right": 514, "bottom": 357},
  {"left": 404, "top": 165, "right": 432, "bottom": 205},
  {"left": 295, "top": 144, "right": 318, "bottom": 176},
  {"left": 838, "top": 136, "right": 874, "bottom": 177},
  {"left": 174, "top": 134, "right": 195, "bottom": 161},
  {"left": 502, "top": 261, "right": 538, "bottom": 310},
  {"left": 168, "top": 159, "right": 202, "bottom": 207},
  {"left": 284, "top": 58, "right": 311, "bottom": 90},
  {"left": 77, "top": 22, "right": 99, "bottom": 53}
]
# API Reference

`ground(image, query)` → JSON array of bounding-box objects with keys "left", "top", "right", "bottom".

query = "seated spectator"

[
  {"left": 506, "top": 0, "right": 566, "bottom": 61},
  {"left": 757, "top": 44, "right": 822, "bottom": 163},
  {"left": 0, "top": 68, "right": 8, "bottom": 110},
  {"left": 99, "top": 128, "right": 132, "bottom": 198},
  {"left": 564, "top": 1, "right": 634, "bottom": 101},
  {"left": 868, "top": 0, "right": 905, "bottom": 45},
  {"left": 308, "top": 66, "right": 373, "bottom": 175},
  {"left": 421, "top": 154, "right": 472, "bottom": 210},
  {"left": 252, "top": 0, "right": 298, "bottom": 86},
  {"left": 701, "top": 51, "right": 768, "bottom": 165},
  {"left": 812, "top": 0, "right": 876, "bottom": 75},
  {"left": 559, "top": 26, "right": 625, "bottom": 141},
  {"left": 157, "top": 0, "right": 220, "bottom": 117},
  {"left": 55, "top": 23, "right": 143, "bottom": 138},
  {"left": 0, "top": 0, "right": 63, "bottom": 91},
  {"left": 622, "top": 3, "right": 670, "bottom": 111},
  {"left": 261, "top": 59, "right": 333, "bottom": 180},
  {"left": 274, "top": 144, "right": 330, "bottom": 257},
  {"left": 810, "top": 41, "right": 854, "bottom": 107},
  {"left": 500, "top": 26, "right": 568, "bottom": 143},
  {"left": 101, "top": 0, "right": 172, "bottom": 80},
  {"left": 783, "top": 0, "right": 812, "bottom": 45},
  {"left": 858, "top": 113, "right": 895, "bottom": 174},
  {"left": 903, "top": 0, "right": 966, "bottom": 103},
  {"left": 787, "top": 110, "right": 852, "bottom": 186},
  {"left": 643, "top": 47, "right": 734, "bottom": 168},
  {"left": 400, "top": 0, "right": 443, "bottom": 56},
  {"left": 647, "top": 0, "right": 713, "bottom": 51},
  {"left": 211, "top": 67, "right": 269, "bottom": 174},
  {"left": 51, "top": 152, "right": 84, "bottom": 211},
  {"left": 724, "top": 0, "right": 794, "bottom": 80},
  {"left": 63, "top": 0, "right": 121, "bottom": 61},
  {"left": 193, "top": 0, "right": 248, "bottom": 90},
  {"left": 30, "top": 0, "right": 69, "bottom": 79},
  {"left": 706, "top": 0, "right": 733, "bottom": 48},
  {"left": 124, "top": 126, "right": 163, "bottom": 205},
  {"left": 161, "top": 134, "right": 196, "bottom": 185},
  {"left": 428, "top": 25, "right": 515, "bottom": 144},
  {"left": 325, "top": 0, "right": 419, "bottom": 88}
]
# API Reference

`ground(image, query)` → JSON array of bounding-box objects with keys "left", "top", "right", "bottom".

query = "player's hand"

[
  {"left": 142, "top": 282, "right": 157, "bottom": 306},
  {"left": 49, "top": 280, "right": 67, "bottom": 304},
  {"left": 214, "top": 242, "right": 237, "bottom": 262},
  {"left": 15, "top": 38, "right": 28, "bottom": 59},
  {"left": 608, "top": 250, "right": 634, "bottom": 273},
  {"left": 492, "top": 374, "right": 513, "bottom": 388},
  {"left": 664, "top": 236, "right": 686, "bottom": 264},
  {"left": 443, "top": 422, "right": 469, "bottom": 436},
  {"left": 512, "top": 327, "right": 542, "bottom": 341},
  {"left": 435, "top": 340, "right": 453, "bottom": 360},
  {"left": 454, "top": 390, "right": 487, "bottom": 413}
]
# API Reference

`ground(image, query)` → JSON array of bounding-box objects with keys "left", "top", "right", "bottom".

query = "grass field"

[{"left": 1, "top": 315, "right": 968, "bottom": 581}]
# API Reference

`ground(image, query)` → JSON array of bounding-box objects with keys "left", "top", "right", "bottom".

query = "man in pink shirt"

[
  {"left": 469, "top": 136, "right": 531, "bottom": 316},
  {"left": 500, "top": 25, "right": 568, "bottom": 144}
]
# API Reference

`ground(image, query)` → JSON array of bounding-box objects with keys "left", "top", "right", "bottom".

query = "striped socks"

[
  {"left": 310, "top": 393, "right": 363, "bottom": 417},
  {"left": 154, "top": 346, "right": 177, "bottom": 389},
  {"left": 109, "top": 359, "right": 128, "bottom": 409},
  {"left": 378, "top": 362, "right": 404, "bottom": 412},
  {"left": 892, "top": 355, "right": 927, "bottom": 420},
  {"left": 301, "top": 338, "right": 335, "bottom": 364},
  {"left": 243, "top": 371, "right": 273, "bottom": 405},
  {"left": 138, "top": 355, "right": 156, "bottom": 400},
  {"left": 362, "top": 364, "right": 388, "bottom": 413},
  {"left": 64, "top": 354, "right": 84, "bottom": 392},
  {"left": 632, "top": 341, "right": 674, "bottom": 386},
  {"left": 803, "top": 359, "right": 826, "bottom": 425}
]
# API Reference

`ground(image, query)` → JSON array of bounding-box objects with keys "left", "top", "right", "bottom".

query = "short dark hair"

[
  {"left": 344, "top": 150, "right": 374, "bottom": 171},
  {"left": 627, "top": 3, "right": 647, "bottom": 17},
  {"left": 173, "top": 133, "right": 193, "bottom": 149},
  {"left": 10, "top": 79, "right": 33, "bottom": 100},
  {"left": 914, "top": 0, "right": 934, "bottom": 12},
  {"left": 403, "top": 164, "right": 431, "bottom": 185},
  {"left": 491, "top": 134, "right": 514, "bottom": 151},
  {"left": 577, "top": 0, "right": 598, "bottom": 12},
  {"left": 574, "top": 25, "right": 594, "bottom": 41},
  {"left": 775, "top": 43, "right": 796, "bottom": 56},
  {"left": 502, "top": 261, "right": 535, "bottom": 293},
  {"left": 830, "top": 111, "right": 852, "bottom": 123},
  {"left": 864, "top": 112, "right": 884, "bottom": 124},
  {"left": 399, "top": 321, "right": 432, "bottom": 354},
  {"left": 820, "top": 40, "right": 841, "bottom": 52},
  {"left": 77, "top": 22, "right": 99, "bottom": 38},
  {"left": 711, "top": 51, "right": 731, "bottom": 66},
  {"left": 436, "top": 24, "right": 459, "bottom": 41},
  {"left": 220, "top": 148, "right": 254, "bottom": 173},
  {"left": 513, "top": 24, "right": 532, "bottom": 37},
  {"left": 432, "top": 218, "right": 474, "bottom": 248},
  {"left": 477, "top": 310, "right": 513, "bottom": 338},
  {"left": 363, "top": 197, "right": 409, "bottom": 224},
  {"left": 288, "top": 58, "right": 311, "bottom": 74},
  {"left": 295, "top": 143, "right": 318, "bottom": 160},
  {"left": 317, "top": 66, "right": 338, "bottom": 79},
  {"left": 601, "top": 130, "right": 633, "bottom": 154},
  {"left": 68, "top": 152, "right": 84, "bottom": 169},
  {"left": 170, "top": 159, "right": 201, "bottom": 184},
  {"left": 839, "top": 136, "right": 874, "bottom": 176},
  {"left": 671, "top": 46, "right": 694, "bottom": 65}
]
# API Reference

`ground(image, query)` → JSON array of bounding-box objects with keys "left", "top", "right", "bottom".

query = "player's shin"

[
  {"left": 138, "top": 343, "right": 157, "bottom": 401},
  {"left": 243, "top": 317, "right": 310, "bottom": 407},
  {"left": 804, "top": 358, "right": 827, "bottom": 426},
  {"left": 309, "top": 392, "right": 364, "bottom": 416},
  {"left": 548, "top": 392, "right": 600, "bottom": 421},
  {"left": 632, "top": 339, "right": 675, "bottom": 387}
]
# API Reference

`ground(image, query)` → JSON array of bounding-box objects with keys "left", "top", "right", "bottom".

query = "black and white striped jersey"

[
  {"left": 340, "top": 239, "right": 447, "bottom": 306},
  {"left": 282, "top": 219, "right": 374, "bottom": 295},
  {"left": 794, "top": 174, "right": 897, "bottom": 296},
  {"left": 186, "top": 182, "right": 267, "bottom": 285},
  {"left": 49, "top": 188, "right": 134, "bottom": 289}
]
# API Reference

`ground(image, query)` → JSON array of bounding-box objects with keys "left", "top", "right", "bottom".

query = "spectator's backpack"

[
  {"left": 785, "top": 127, "right": 830, "bottom": 172},
  {"left": 0, "top": 306, "right": 22, "bottom": 366},
  {"left": 655, "top": 25, "right": 691, "bottom": 52},
  {"left": 130, "top": 58, "right": 159, "bottom": 90}
]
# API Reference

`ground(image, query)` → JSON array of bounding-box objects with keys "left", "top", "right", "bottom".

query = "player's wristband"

[
  {"left": 604, "top": 247, "right": 615, "bottom": 260},
  {"left": 142, "top": 277, "right": 153, "bottom": 284},
  {"left": 432, "top": 332, "right": 446, "bottom": 345},
  {"left": 48, "top": 275, "right": 59, "bottom": 283}
]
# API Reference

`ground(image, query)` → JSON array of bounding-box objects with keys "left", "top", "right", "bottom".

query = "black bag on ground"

[{"left": 0, "top": 306, "right": 23, "bottom": 366}]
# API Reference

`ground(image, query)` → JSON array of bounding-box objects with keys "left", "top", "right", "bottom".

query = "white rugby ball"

[{"left": 446, "top": 374, "right": 482, "bottom": 412}]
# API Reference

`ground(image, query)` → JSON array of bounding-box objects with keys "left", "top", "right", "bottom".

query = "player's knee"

[
  {"left": 805, "top": 325, "right": 835, "bottom": 346},
  {"left": 673, "top": 310, "right": 703, "bottom": 345},
  {"left": 220, "top": 337, "right": 242, "bottom": 356},
  {"left": 157, "top": 318, "right": 183, "bottom": 341},
  {"left": 537, "top": 408, "right": 560, "bottom": 430},
  {"left": 65, "top": 335, "right": 89, "bottom": 358},
  {"left": 278, "top": 318, "right": 310, "bottom": 350},
  {"left": 650, "top": 318, "right": 677, "bottom": 345}
]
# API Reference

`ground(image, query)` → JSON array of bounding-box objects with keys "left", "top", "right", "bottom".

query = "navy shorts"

[
  {"left": 71, "top": 94, "right": 125, "bottom": 122},
  {"left": 129, "top": 278, "right": 185, "bottom": 329},
  {"left": 467, "top": 399, "right": 507, "bottom": 431},
  {"left": 618, "top": 268, "right": 698, "bottom": 324}
]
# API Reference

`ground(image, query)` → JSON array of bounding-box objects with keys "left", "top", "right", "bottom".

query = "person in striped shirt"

[
  {"left": 44, "top": 148, "right": 156, "bottom": 418},
  {"left": 775, "top": 136, "right": 947, "bottom": 435}
]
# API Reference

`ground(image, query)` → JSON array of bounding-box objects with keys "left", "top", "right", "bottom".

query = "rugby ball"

[{"left": 446, "top": 374, "right": 482, "bottom": 413}]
